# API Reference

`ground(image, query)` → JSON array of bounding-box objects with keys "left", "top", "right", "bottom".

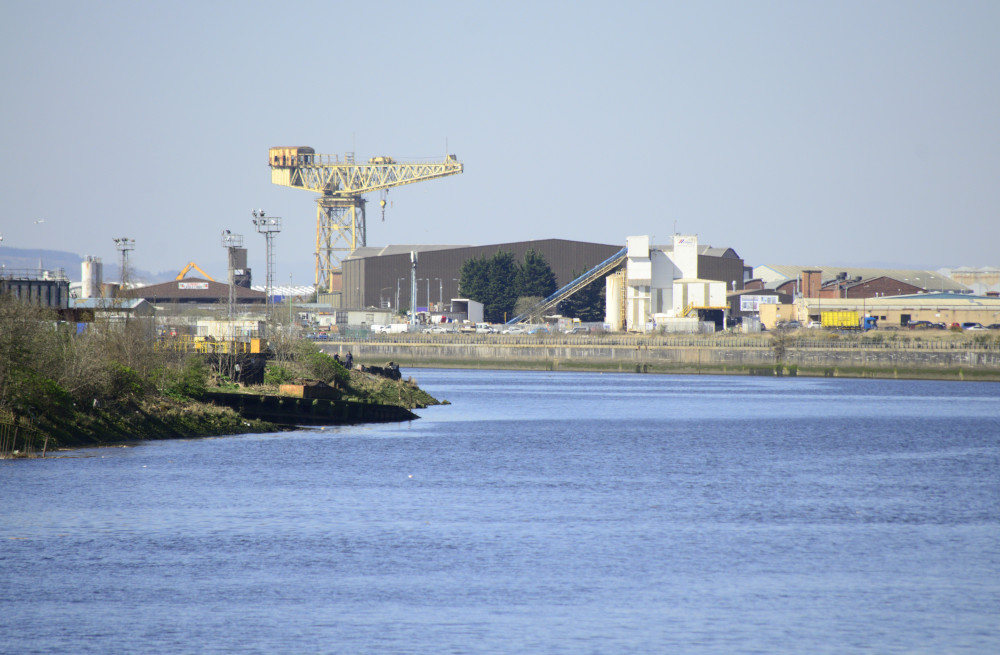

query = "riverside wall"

[{"left": 318, "top": 334, "right": 1000, "bottom": 380}]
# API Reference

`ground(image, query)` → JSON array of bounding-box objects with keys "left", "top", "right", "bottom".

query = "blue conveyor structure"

[{"left": 506, "top": 247, "right": 627, "bottom": 324}]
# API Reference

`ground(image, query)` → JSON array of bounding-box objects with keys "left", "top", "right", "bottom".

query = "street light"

[
  {"left": 410, "top": 251, "right": 418, "bottom": 326},
  {"left": 251, "top": 209, "right": 281, "bottom": 321},
  {"left": 397, "top": 277, "right": 408, "bottom": 314},
  {"left": 113, "top": 237, "right": 135, "bottom": 288}
]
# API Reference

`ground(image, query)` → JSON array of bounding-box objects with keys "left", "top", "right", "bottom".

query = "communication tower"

[{"left": 268, "top": 147, "right": 463, "bottom": 292}]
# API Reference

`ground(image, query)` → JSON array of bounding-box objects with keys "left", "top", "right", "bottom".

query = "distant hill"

[{"left": 0, "top": 247, "right": 176, "bottom": 284}]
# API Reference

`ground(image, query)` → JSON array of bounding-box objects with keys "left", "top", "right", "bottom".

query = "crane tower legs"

[{"left": 315, "top": 196, "right": 366, "bottom": 293}]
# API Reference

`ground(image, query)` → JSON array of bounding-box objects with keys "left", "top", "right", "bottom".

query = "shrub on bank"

[
  {"left": 156, "top": 356, "right": 209, "bottom": 400},
  {"left": 293, "top": 341, "right": 350, "bottom": 386},
  {"left": 264, "top": 364, "right": 294, "bottom": 386}
]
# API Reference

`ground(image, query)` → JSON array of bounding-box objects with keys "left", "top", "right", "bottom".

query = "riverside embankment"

[{"left": 318, "top": 332, "right": 1000, "bottom": 381}]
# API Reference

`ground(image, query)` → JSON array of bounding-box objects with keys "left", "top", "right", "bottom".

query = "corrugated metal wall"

[{"left": 343, "top": 240, "right": 624, "bottom": 311}]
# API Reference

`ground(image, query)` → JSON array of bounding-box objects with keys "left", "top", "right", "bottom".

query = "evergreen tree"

[
  {"left": 458, "top": 254, "right": 489, "bottom": 303},
  {"left": 515, "top": 249, "right": 557, "bottom": 300},
  {"left": 484, "top": 250, "right": 519, "bottom": 323},
  {"left": 459, "top": 249, "right": 560, "bottom": 323},
  {"left": 560, "top": 271, "right": 606, "bottom": 322}
]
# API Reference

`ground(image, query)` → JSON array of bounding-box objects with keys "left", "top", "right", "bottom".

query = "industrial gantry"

[{"left": 268, "top": 147, "right": 463, "bottom": 292}]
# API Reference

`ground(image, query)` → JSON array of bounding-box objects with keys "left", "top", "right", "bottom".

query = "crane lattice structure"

[{"left": 268, "top": 147, "right": 463, "bottom": 292}]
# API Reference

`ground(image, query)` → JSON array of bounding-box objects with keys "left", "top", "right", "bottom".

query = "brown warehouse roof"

[{"left": 132, "top": 278, "right": 266, "bottom": 303}]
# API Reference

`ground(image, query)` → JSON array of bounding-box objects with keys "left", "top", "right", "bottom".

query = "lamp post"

[
  {"left": 251, "top": 209, "right": 281, "bottom": 321},
  {"left": 410, "top": 251, "right": 418, "bottom": 326},
  {"left": 112, "top": 237, "right": 135, "bottom": 289},
  {"left": 397, "top": 277, "right": 407, "bottom": 315}
]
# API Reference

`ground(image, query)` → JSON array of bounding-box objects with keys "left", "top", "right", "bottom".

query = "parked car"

[
  {"left": 987, "top": 324, "right": 1000, "bottom": 330},
  {"left": 563, "top": 326, "right": 589, "bottom": 334},
  {"left": 907, "top": 320, "right": 933, "bottom": 329},
  {"left": 502, "top": 326, "right": 527, "bottom": 334},
  {"left": 962, "top": 322, "right": 987, "bottom": 331}
]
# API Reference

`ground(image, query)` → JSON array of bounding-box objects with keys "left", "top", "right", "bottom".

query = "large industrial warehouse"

[
  {"left": 340, "top": 238, "right": 747, "bottom": 313},
  {"left": 341, "top": 239, "right": 622, "bottom": 311}
]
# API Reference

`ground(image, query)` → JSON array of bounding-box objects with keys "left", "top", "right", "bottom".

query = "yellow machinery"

[
  {"left": 176, "top": 262, "right": 215, "bottom": 281},
  {"left": 154, "top": 335, "right": 264, "bottom": 355},
  {"left": 268, "top": 147, "right": 463, "bottom": 292}
]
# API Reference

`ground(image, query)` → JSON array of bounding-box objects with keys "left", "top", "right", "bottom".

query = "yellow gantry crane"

[{"left": 268, "top": 147, "right": 463, "bottom": 292}]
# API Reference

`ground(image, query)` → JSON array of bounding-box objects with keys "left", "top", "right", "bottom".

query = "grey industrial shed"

[{"left": 341, "top": 239, "right": 623, "bottom": 311}]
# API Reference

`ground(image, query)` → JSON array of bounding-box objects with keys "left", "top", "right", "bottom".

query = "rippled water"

[{"left": 2, "top": 371, "right": 999, "bottom": 654}]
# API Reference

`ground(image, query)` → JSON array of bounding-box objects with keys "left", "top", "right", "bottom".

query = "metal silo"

[{"left": 81, "top": 256, "right": 103, "bottom": 299}]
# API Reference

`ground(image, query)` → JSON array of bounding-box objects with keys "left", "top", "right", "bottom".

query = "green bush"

[
  {"left": 10, "top": 371, "right": 73, "bottom": 416},
  {"left": 294, "top": 342, "right": 349, "bottom": 385},
  {"left": 157, "top": 356, "right": 209, "bottom": 399},
  {"left": 108, "top": 363, "right": 146, "bottom": 400},
  {"left": 264, "top": 364, "right": 294, "bottom": 386},
  {"left": 175, "top": 357, "right": 209, "bottom": 397}
]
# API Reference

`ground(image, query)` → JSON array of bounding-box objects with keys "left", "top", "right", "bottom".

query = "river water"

[{"left": 2, "top": 370, "right": 999, "bottom": 654}]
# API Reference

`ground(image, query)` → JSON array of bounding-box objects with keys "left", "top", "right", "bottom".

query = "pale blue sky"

[{"left": 1, "top": 0, "right": 997, "bottom": 284}]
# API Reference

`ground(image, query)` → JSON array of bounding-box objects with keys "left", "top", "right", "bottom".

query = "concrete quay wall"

[{"left": 319, "top": 337, "right": 1000, "bottom": 378}]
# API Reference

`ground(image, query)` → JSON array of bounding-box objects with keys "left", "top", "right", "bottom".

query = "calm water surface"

[{"left": 2, "top": 370, "right": 999, "bottom": 654}]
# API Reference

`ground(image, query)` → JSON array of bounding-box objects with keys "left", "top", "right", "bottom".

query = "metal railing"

[{"left": 307, "top": 331, "right": 1000, "bottom": 351}]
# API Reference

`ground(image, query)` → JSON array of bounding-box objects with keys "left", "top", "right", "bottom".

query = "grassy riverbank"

[
  {"left": 2, "top": 363, "right": 441, "bottom": 458},
  {"left": 0, "top": 296, "right": 439, "bottom": 458}
]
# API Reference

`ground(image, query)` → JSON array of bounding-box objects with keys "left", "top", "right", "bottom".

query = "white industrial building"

[{"left": 606, "top": 235, "right": 728, "bottom": 333}]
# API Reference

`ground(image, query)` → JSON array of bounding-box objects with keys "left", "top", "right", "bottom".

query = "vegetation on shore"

[
  {"left": 0, "top": 295, "right": 439, "bottom": 458},
  {"left": 246, "top": 339, "right": 441, "bottom": 410}
]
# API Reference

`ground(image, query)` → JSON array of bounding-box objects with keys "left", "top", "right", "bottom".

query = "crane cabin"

[{"left": 269, "top": 146, "right": 315, "bottom": 168}]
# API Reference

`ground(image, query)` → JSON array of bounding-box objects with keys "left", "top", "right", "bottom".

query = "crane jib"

[{"left": 268, "top": 147, "right": 463, "bottom": 292}]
